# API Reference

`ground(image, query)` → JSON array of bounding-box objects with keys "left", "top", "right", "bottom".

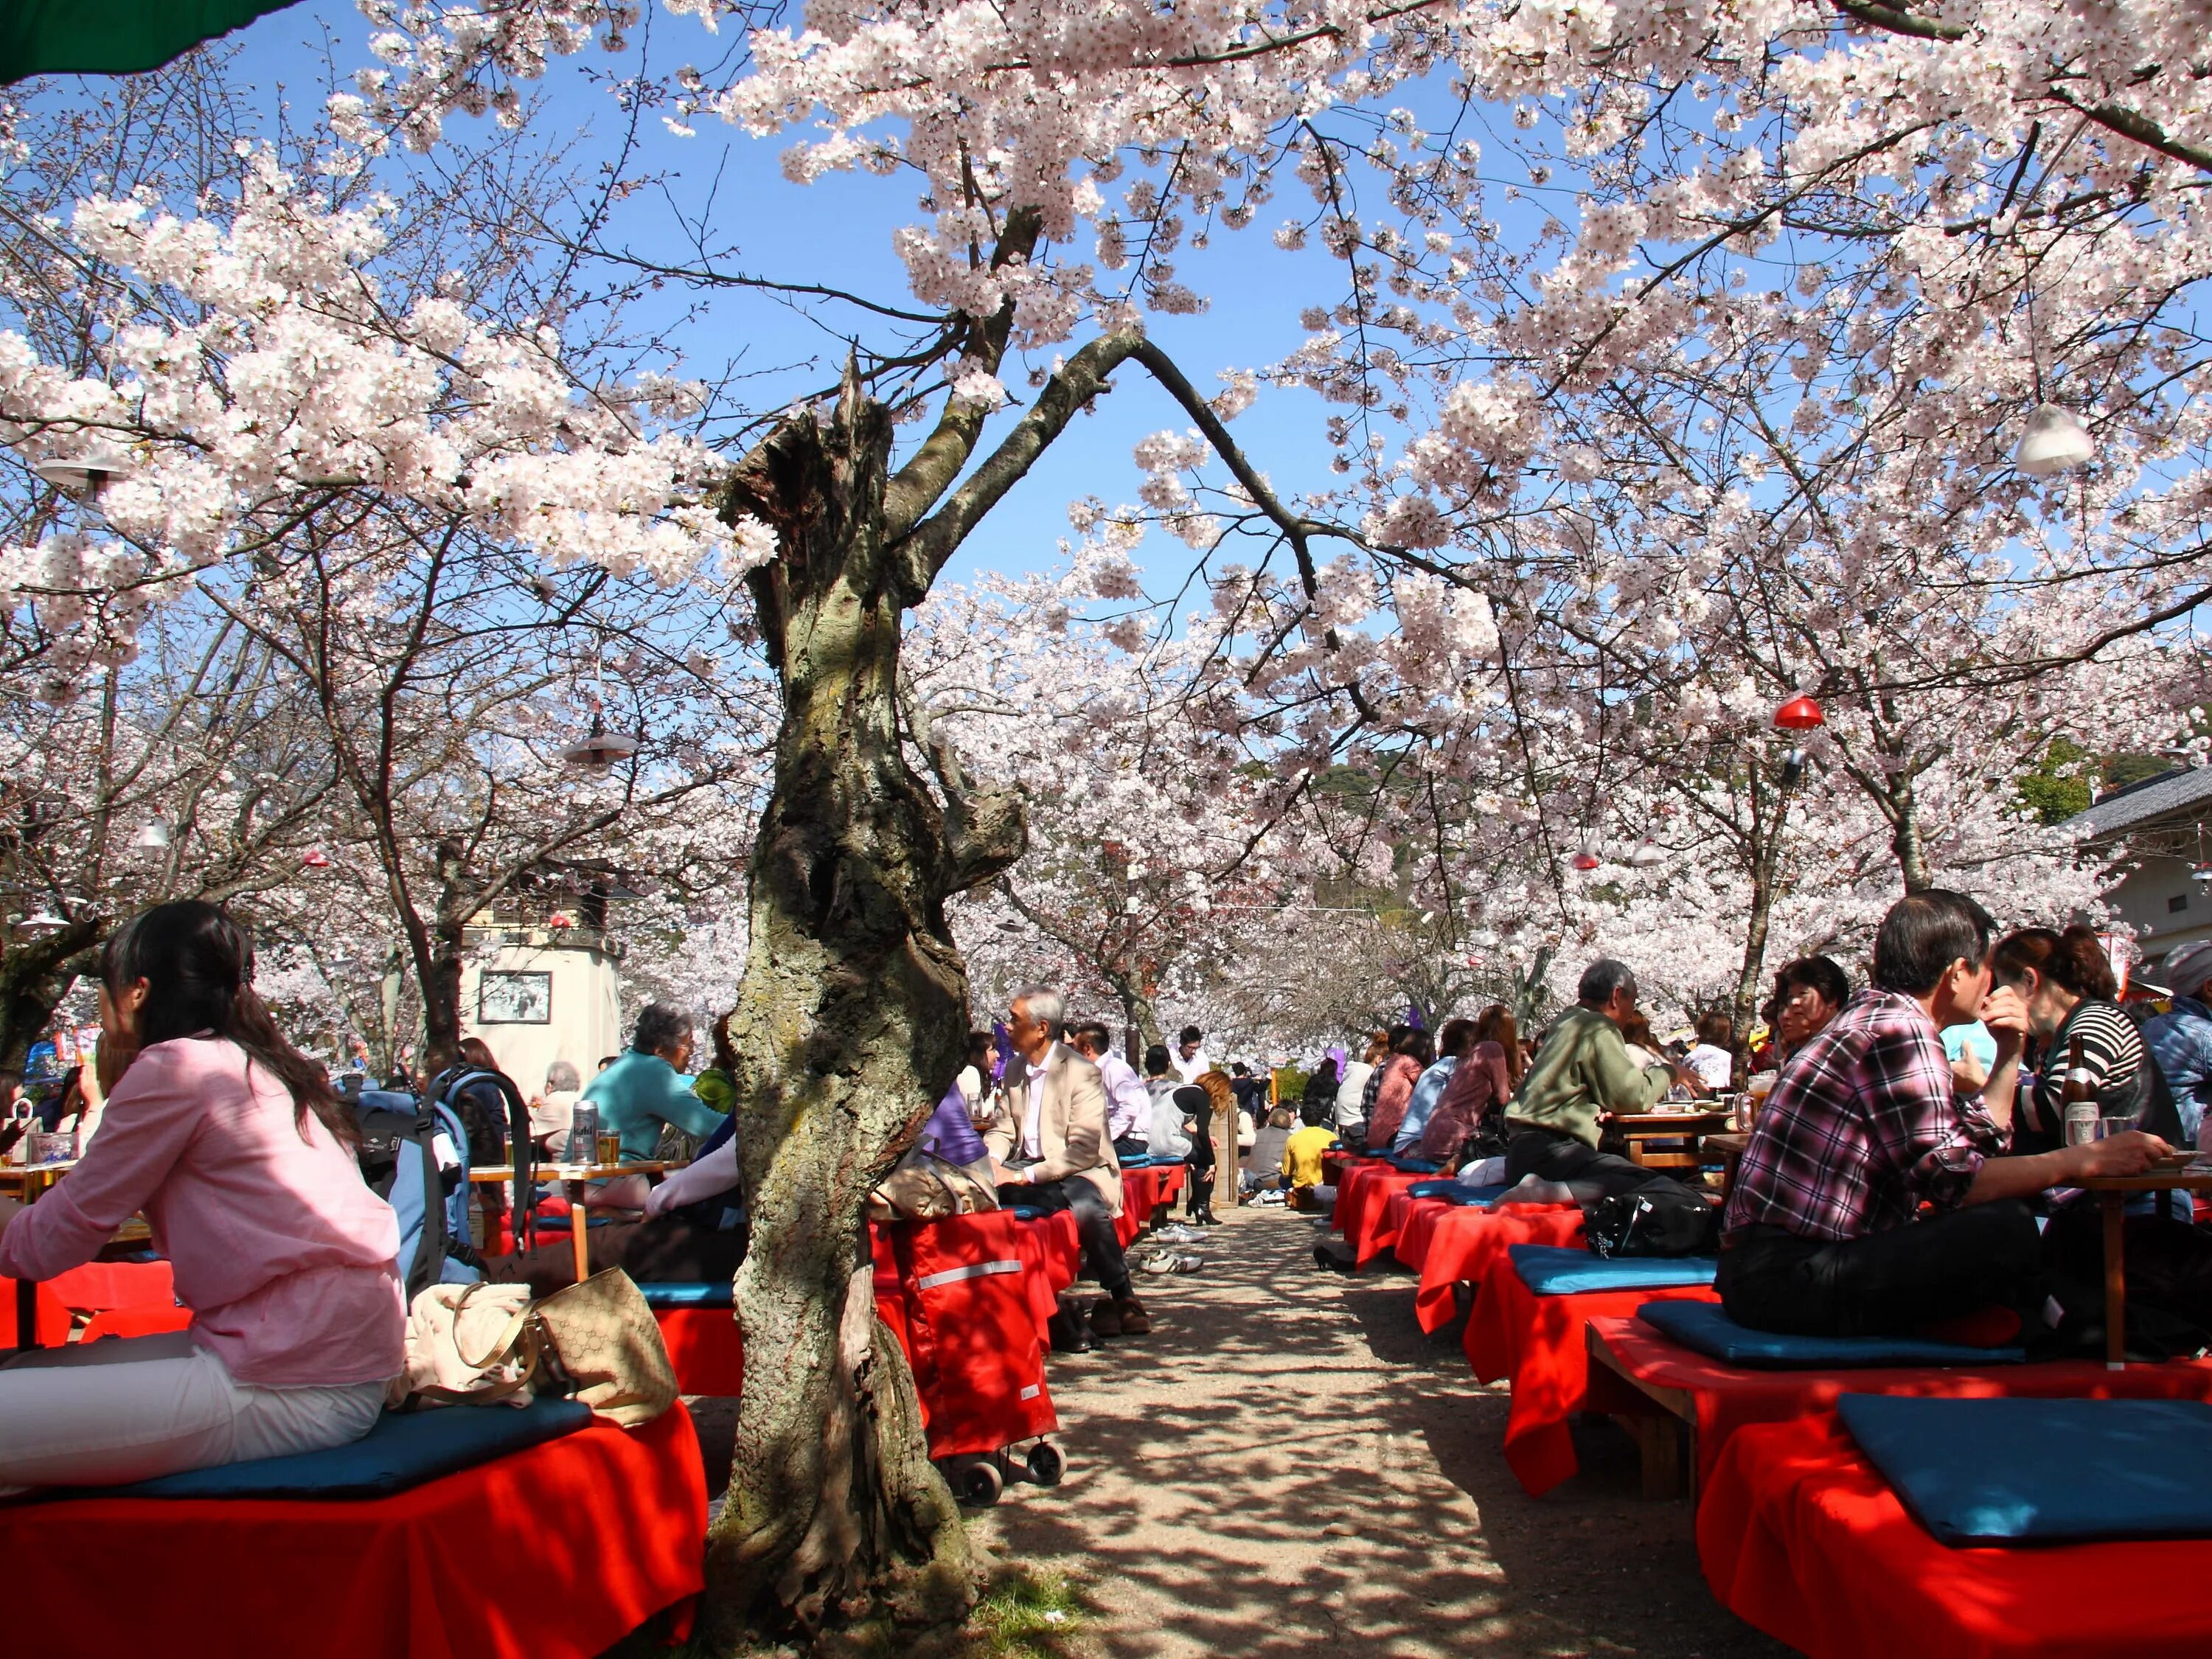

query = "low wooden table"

[
  {"left": 470, "top": 1161, "right": 678, "bottom": 1283},
  {"left": 1702, "top": 1130, "right": 1751, "bottom": 1197},
  {"left": 1585, "top": 1319, "right": 1696, "bottom": 1498},
  {"left": 2080, "top": 1169, "right": 2212, "bottom": 1368},
  {"left": 1610, "top": 1110, "right": 1730, "bottom": 1169}
]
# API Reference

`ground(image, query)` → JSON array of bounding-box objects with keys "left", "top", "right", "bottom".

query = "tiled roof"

[{"left": 2062, "top": 768, "right": 2212, "bottom": 838}]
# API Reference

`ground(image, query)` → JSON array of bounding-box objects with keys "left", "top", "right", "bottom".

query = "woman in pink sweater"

[{"left": 0, "top": 902, "right": 403, "bottom": 1489}]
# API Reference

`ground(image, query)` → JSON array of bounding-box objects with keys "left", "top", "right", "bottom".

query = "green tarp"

[{"left": 1, "top": 1, "right": 302, "bottom": 83}]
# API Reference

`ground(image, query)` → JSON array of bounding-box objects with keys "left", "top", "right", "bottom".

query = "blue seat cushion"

[
  {"left": 1509, "top": 1243, "right": 1717, "bottom": 1295},
  {"left": 101, "top": 1397, "right": 595, "bottom": 1500},
  {"left": 1407, "top": 1181, "right": 1509, "bottom": 1206},
  {"left": 532, "top": 1213, "right": 619, "bottom": 1231},
  {"left": 636, "top": 1281, "right": 733, "bottom": 1309},
  {"left": 1837, "top": 1394, "right": 2212, "bottom": 1545},
  {"left": 1638, "top": 1301, "right": 2026, "bottom": 1369},
  {"left": 1119, "top": 1155, "right": 1158, "bottom": 1168},
  {"left": 1386, "top": 1156, "right": 1442, "bottom": 1174},
  {"left": 1010, "top": 1206, "right": 1044, "bottom": 1221}
]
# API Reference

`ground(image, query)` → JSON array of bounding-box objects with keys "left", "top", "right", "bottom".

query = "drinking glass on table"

[{"left": 596, "top": 1130, "right": 623, "bottom": 1166}]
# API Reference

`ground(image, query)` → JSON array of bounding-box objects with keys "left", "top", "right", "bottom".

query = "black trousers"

[
  {"left": 1717, "top": 1202, "right": 2045, "bottom": 1338},
  {"left": 484, "top": 1215, "right": 749, "bottom": 1299},
  {"left": 1504, "top": 1125, "right": 1688, "bottom": 1204},
  {"left": 1112, "top": 1133, "right": 1150, "bottom": 1161},
  {"left": 997, "top": 1177, "right": 1133, "bottom": 1300},
  {"left": 1184, "top": 1151, "right": 1217, "bottom": 1219}
]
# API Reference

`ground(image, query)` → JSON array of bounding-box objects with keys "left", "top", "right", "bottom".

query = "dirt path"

[{"left": 966, "top": 1204, "right": 1795, "bottom": 1659}]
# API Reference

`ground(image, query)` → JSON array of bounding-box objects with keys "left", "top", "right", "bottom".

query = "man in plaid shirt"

[{"left": 1722, "top": 890, "right": 2167, "bottom": 1338}]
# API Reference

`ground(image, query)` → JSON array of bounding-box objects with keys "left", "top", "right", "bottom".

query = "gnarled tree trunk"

[{"left": 706, "top": 372, "right": 1023, "bottom": 1645}]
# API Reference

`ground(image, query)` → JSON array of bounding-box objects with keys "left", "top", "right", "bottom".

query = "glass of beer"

[{"left": 596, "top": 1131, "right": 622, "bottom": 1166}]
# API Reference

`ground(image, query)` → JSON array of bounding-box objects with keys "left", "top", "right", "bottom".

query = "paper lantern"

[{"left": 1773, "top": 695, "right": 1825, "bottom": 731}]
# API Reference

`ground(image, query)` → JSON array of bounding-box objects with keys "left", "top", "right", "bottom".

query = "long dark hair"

[
  {"left": 102, "top": 901, "right": 353, "bottom": 1147},
  {"left": 1990, "top": 925, "right": 2118, "bottom": 1002}
]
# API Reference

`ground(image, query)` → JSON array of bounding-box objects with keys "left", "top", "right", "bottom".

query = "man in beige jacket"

[{"left": 987, "top": 986, "right": 1148, "bottom": 1338}]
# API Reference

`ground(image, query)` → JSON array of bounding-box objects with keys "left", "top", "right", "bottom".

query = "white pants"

[{"left": 0, "top": 1332, "right": 386, "bottom": 1489}]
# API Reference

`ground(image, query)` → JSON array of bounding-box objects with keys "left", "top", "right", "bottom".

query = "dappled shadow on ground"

[{"left": 970, "top": 1209, "right": 1791, "bottom": 1659}]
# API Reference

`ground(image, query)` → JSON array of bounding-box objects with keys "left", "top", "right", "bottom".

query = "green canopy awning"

[{"left": 1, "top": 1, "right": 302, "bottom": 84}]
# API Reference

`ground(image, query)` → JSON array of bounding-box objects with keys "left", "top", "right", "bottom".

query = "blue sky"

[{"left": 205, "top": 0, "right": 1398, "bottom": 594}]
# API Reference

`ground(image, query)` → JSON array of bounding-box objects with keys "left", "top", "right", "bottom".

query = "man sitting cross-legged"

[
  {"left": 988, "top": 987, "right": 1149, "bottom": 1339},
  {"left": 1721, "top": 889, "right": 2166, "bottom": 1340}
]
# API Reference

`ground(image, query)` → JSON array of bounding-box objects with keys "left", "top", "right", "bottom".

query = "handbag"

[
  {"left": 532, "top": 1268, "right": 681, "bottom": 1427},
  {"left": 391, "top": 1281, "right": 541, "bottom": 1409},
  {"left": 390, "top": 1271, "right": 678, "bottom": 1427},
  {"left": 868, "top": 1147, "right": 1001, "bottom": 1220}
]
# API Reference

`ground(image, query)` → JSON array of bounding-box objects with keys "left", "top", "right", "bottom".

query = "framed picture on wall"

[{"left": 478, "top": 970, "right": 553, "bottom": 1024}]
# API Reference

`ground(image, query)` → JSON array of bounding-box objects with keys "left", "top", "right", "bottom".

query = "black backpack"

[{"left": 1583, "top": 1183, "right": 1721, "bottom": 1257}]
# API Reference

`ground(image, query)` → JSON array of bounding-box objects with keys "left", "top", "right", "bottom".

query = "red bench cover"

[
  {"left": 1411, "top": 1206, "right": 1583, "bottom": 1333},
  {"left": 1014, "top": 1210, "right": 1081, "bottom": 1346},
  {"left": 1114, "top": 1164, "right": 1184, "bottom": 1243},
  {"left": 1327, "top": 1157, "right": 1390, "bottom": 1234},
  {"left": 0, "top": 1402, "right": 706, "bottom": 1659},
  {"left": 1387, "top": 1194, "right": 1447, "bottom": 1270},
  {"left": 1585, "top": 1315, "right": 2212, "bottom": 1486},
  {"left": 654, "top": 1307, "right": 745, "bottom": 1396},
  {"left": 1464, "top": 1249, "right": 1717, "bottom": 1496},
  {"left": 1699, "top": 1413, "right": 2212, "bottom": 1659},
  {"left": 1344, "top": 1169, "right": 1429, "bottom": 1267}
]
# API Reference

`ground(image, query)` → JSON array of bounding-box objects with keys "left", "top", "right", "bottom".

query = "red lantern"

[
  {"left": 302, "top": 849, "right": 331, "bottom": 870},
  {"left": 1774, "top": 695, "right": 1825, "bottom": 731},
  {"left": 1571, "top": 849, "right": 1601, "bottom": 872}
]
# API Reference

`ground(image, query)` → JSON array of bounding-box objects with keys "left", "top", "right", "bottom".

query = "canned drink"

[{"left": 567, "top": 1103, "right": 599, "bottom": 1165}]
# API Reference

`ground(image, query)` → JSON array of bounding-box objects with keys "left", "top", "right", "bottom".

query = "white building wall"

[{"left": 459, "top": 939, "right": 626, "bottom": 1093}]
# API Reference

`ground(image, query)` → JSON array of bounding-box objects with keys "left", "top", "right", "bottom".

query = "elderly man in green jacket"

[{"left": 1503, "top": 959, "right": 1699, "bottom": 1204}]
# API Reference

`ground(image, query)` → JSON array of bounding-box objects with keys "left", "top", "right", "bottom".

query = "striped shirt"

[
  {"left": 2017, "top": 999, "right": 2145, "bottom": 1150},
  {"left": 1724, "top": 990, "right": 2006, "bottom": 1245}
]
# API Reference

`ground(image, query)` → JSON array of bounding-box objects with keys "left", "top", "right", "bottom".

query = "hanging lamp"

[
  {"left": 1774, "top": 695, "right": 1826, "bottom": 731},
  {"left": 1630, "top": 839, "right": 1665, "bottom": 869},
  {"left": 302, "top": 849, "right": 332, "bottom": 870},
  {"left": 131, "top": 816, "right": 171, "bottom": 852},
  {"left": 31, "top": 445, "right": 136, "bottom": 499},
  {"left": 1570, "top": 848, "right": 1601, "bottom": 872},
  {"left": 2016, "top": 405, "right": 2095, "bottom": 476}
]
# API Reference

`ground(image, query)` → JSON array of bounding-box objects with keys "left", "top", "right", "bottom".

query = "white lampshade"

[
  {"left": 32, "top": 445, "right": 136, "bottom": 498},
  {"left": 2015, "top": 404, "right": 2095, "bottom": 476},
  {"left": 131, "top": 817, "right": 171, "bottom": 852},
  {"left": 1630, "top": 840, "right": 1665, "bottom": 869},
  {"left": 15, "top": 909, "right": 65, "bottom": 938}
]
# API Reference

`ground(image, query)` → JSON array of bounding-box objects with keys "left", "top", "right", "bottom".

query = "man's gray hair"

[
  {"left": 1577, "top": 959, "right": 1639, "bottom": 1007},
  {"left": 1012, "top": 985, "right": 1066, "bottom": 1037},
  {"left": 545, "top": 1060, "right": 580, "bottom": 1093}
]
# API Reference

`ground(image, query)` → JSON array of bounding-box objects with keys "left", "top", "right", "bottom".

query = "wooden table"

[
  {"left": 2081, "top": 1169, "right": 2212, "bottom": 1368},
  {"left": 1611, "top": 1110, "right": 1730, "bottom": 1169},
  {"left": 470, "top": 1161, "right": 677, "bottom": 1283},
  {"left": 1586, "top": 1320, "right": 1697, "bottom": 1498},
  {"left": 4, "top": 1160, "right": 149, "bottom": 1349},
  {"left": 1702, "top": 1130, "right": 1751, "bottom": 1198}
]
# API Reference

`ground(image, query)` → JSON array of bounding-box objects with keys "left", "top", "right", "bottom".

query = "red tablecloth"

[
  {"left": 0, "top": 1403, "right": 706, "bottom": 1659},
  {"left": 1411, "top": 1206, "right": 1583, "bottom": 1333},
  {"left": 1464, "top": 1250, "right": 1718, "bottom": 1496},
  {"left": 1699, "top": 1413, "right": 2212, "bottom": 1659},
  {"left": 1116, "top": 1167, "right": 1167, "bottom": 1244},
  {"left": 1585, "top": 1315, "right": 2212, "bottom": 1486}
]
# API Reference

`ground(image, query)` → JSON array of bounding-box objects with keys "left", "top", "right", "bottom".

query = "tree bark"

[
  {"left": 0, "top": 924, "right": 102, "bottom": 1073},
  {"left": 706, "top": 370, "right": 1023, "bottom": 1646}
]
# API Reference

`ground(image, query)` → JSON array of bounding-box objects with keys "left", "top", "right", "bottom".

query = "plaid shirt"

[{"left": 1724, "top": 989, "right": 2006, "bottom": 1245}]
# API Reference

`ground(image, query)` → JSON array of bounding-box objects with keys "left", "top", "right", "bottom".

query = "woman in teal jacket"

[{"left": 582, "top": 1004, "right": 724, "bottom": 1161}]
